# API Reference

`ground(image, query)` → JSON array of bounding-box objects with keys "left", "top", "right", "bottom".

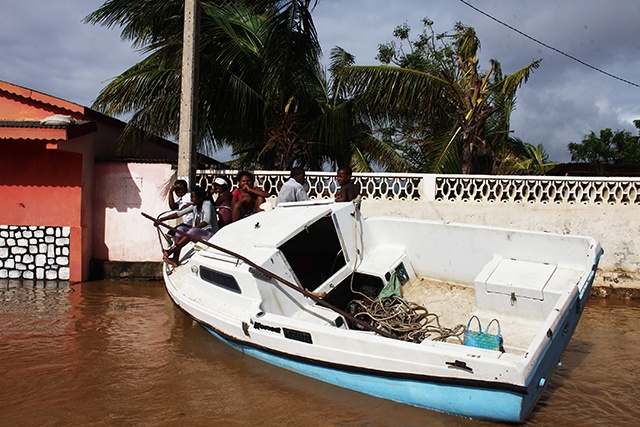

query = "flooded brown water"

[{"left": 0, "top": 280, "right": 638, "bottom": 427}]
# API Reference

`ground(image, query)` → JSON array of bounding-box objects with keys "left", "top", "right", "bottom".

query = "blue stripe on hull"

[
  {"left": 202, "top": 325, "right": 526, "bottom": 422},
  {"left": 194, "top": 271, "right": 596, "bottom": 423}
]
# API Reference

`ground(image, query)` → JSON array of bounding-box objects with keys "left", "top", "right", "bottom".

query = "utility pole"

[{"left": 177, "top": 0, "right": 200, "bottom": 187}]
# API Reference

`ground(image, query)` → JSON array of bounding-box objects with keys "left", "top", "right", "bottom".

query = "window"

[
  {"left": 279, "top": 215, "right": 346, "bottom": 291},
  {"left": 200, "top": 266, "right": 241, "bottom": 293}
]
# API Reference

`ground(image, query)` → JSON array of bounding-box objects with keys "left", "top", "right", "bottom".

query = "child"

[
  {"left": 168, "top": 179, "right": 193, "bottom": 226},
  {"left": 156, "top": 186, "right": 217, "bottom": 267},
  {"left": 335, "top": 166, "right": 361, "bottom": 202}
]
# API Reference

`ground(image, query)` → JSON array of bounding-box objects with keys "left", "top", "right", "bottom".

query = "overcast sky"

[{"left": 2, "top": 0, "right": 639, "bottom": 163}]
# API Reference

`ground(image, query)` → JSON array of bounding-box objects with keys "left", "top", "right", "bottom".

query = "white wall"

[
  {"left": 94, "top": 168, "right": 638, "bottom": 290},
  {"left": 93, "top": 162, "right": 174, "bottom": 262}
]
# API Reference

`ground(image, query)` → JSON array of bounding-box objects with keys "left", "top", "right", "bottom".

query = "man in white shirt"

[
  {"left": 168, "top": 179, "right": 194, "bottom": 226},
  {"left": 276, "top": 167, "right": 310, "bottom": 205}
]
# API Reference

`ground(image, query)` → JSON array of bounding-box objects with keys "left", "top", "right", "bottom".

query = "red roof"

[
  {"left": 0, "top": 80, "right": 84, "bottom": 115},
  {"left": 0, "top": 119, "right": 98, "bottom": 142}
]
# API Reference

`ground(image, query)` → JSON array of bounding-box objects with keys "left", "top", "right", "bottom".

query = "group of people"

[{"left": 156, "top": 167, "right": 361, "bottom": 266}]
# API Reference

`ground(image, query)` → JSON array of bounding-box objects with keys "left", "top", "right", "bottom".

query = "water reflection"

[{"left": 0, "top": 280, "right": 637, "bottom": 426}]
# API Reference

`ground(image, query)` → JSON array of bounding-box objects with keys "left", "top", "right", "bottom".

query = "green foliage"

[
  {"left": 497, "top": 139, "right": 556, "bottom": 175},
  {"left": 85, "top": 4, "right": 540, "bottom": 174},
  {"left": 568, "top": 120, "right": 640, "bottom": 165},
  {"left": 341, "top": 19, "right": 541, "bottom": 174},
  {"left": 85, "top": 0, "right": 403, "bottom": 172},
  {"left": 376, "top": 17, "right": 457, "bottom": 74}
]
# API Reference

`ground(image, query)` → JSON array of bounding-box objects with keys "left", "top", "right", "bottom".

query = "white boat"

[{"left": 157, "top": 199, "right": 602, "bottom": 422}]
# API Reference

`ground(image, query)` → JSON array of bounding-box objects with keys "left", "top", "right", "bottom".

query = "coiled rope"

[{"left": 347, "top": 296, "right": 465, "bottom": 343}]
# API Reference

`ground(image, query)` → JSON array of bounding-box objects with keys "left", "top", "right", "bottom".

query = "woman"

[
  {"left": 231, "top": 171, "right": 270, "bottom": 222},
  {"left": 156, "top": 186, "right": 217, "bottom": 267},
  {"left": 211, "top": 176, "right": 233, "bottom": 227}
]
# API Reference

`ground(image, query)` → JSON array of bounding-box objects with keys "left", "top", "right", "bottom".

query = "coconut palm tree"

[
  {"left": 338, "top": 25, "right": 541, "bottom": 174},
  {"left": 86, "top": 0, "right": 407, "bottom": 172},
  {"left": 302, "top": 46, "right": 410, "bottom": 172},
  {"left": 497, "top": 139, "right": 556, "bottom": 175},
  {"left": 85, "top": 0, "right": 330, "bottom": 169}
]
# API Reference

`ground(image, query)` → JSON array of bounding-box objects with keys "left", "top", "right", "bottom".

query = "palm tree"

[
  {"left": 84, "top": 0, "right": 190, "bottom": 149},
  {"left": 497, "top": 139, "right": 556, "bottom": 175},
  {"left": 85, "top": 0, "right": 332, "bottom": 170},
  {"left": 86, "top": 0, "right": 405, "bottom": 172},
  {"left": 337, "top": 25, "right": 541, "bottom": 174},
  {"left": 302, "top": 47, "right": 410, "bottom": 172}
]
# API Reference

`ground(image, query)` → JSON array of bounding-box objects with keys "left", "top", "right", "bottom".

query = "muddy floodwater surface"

[{"left": 0, "top": 280, "right": 638, "bottom": 426}]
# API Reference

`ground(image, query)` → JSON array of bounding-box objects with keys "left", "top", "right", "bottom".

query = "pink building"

[{"left": 0, "top": 80, "right": 219, "bottom": 283}]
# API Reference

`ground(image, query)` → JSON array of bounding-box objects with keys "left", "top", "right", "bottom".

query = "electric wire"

[{"left": 458, "top": 0, "right": 640, "bottom": 89}]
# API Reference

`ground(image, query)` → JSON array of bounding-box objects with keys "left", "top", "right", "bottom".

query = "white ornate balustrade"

[
  {"left": 433, "top": 175, "right": 640, "bottom": 204},
  {"left": 196, "top": 170, "right": 640, "bottom": 205}
]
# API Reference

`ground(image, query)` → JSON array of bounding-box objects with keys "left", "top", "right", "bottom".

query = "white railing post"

[{"left": 421, "top": 174, "right": 438, "bottom": 201}]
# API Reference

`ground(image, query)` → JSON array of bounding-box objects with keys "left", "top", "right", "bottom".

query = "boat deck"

[
  {"left": 403, "top": 277, "right": 541, "bottom": 355},
  {"left": 166, "top": 246, "right": 542, "bottom": 356},
  {"left": 402, "top": 277, "right": 476, "bottom": 330}
]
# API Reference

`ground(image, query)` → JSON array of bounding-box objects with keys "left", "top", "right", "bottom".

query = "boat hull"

[
  {"left": 199, "top": 322, "right": 526, "bottom": 422},
  {"left": 165, "top": 261, "right": 595, "bottom": 423}
]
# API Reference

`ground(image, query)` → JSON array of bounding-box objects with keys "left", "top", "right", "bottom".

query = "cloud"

[
  {"left": 0, "top": 0, "right": 140, "bottom": 106},
  {"left": 314, "top": 0, "right": 640, "bottom": 162},
  {"left": 2, "top": 0, "right": 638, "bottom": 164}
]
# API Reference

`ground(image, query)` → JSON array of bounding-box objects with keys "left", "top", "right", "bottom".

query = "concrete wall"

[
  {"left": 0, "top": 141, "right": 84, "bottom": 282},
  {"left": 93, "top": 162, "right": 174, "bottom": 263},
  {"left": 92, "top": 169, "right": 639, "bottom": 293},
  {"left": 204, "top": 171, "right": 639, "bottom": 293}
]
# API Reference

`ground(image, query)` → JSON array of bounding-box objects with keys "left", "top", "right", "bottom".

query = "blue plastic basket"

[{"left": 463, "top": 315, "right": 504, "bottom": 351}]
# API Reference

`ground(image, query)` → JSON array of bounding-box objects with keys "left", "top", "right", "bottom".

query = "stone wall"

[{"left": 0, "top": 225, "right": 70, "bottom": 281}]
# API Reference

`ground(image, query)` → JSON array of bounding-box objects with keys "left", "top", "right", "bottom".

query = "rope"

[
  {"left": 348, "top": 296, "right": 465, "bottom": 344},
  {"left": 155, "top": 210, "right": 177, "bottom": 251}
]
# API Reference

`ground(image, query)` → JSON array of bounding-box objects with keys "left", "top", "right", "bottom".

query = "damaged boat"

[{"left": 153, "top": 199, "right": 602, "bottom": 422}]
